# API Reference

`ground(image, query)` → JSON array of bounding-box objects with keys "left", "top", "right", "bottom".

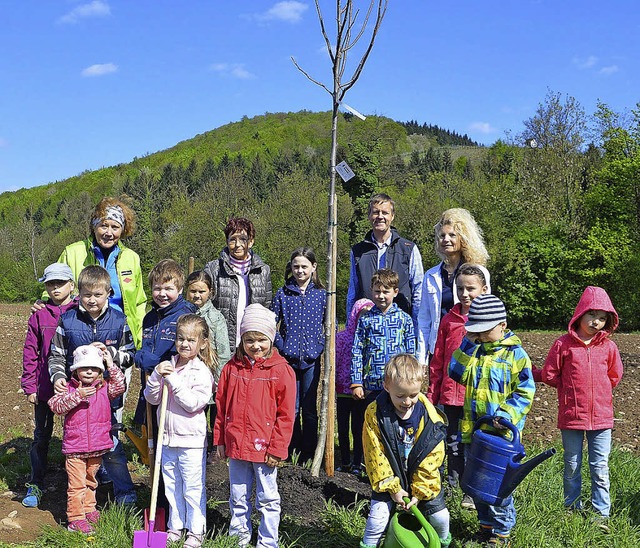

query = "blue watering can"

[{"left": 461, "top": 416, "right": 556, "bottom": 506}]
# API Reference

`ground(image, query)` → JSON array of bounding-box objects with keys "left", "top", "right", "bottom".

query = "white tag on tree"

[{"left": 335, "top": 161, "right": 356, "bottom": 182}]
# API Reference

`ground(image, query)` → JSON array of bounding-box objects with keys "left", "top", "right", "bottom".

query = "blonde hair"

[
  {"left": 149, "top": 259, "right": 185, "bottom": 290},
  {"left": 90, "top": 196, "right": 136, "bottom": 238},
  {"left": 236, "top": 330, "right": 274, "bottom": 361},
  {"left": 176, "top": 314, "right": 218, "bottom": 378},
  {"left": 435, "top": 208, "right": 489, "bottom": 265},
  {"left": 384, "top": 354, "right": 424, "bottom": 386}
]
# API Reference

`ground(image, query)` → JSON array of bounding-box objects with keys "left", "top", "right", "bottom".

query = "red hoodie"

[
  {"left": 427, "top": 303, "right": 467, "bottom": 406},
  {"left": 540, "top": 286, "right": 623, "bottom": 430}
]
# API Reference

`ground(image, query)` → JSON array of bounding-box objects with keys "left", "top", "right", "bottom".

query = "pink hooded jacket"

[
  {"left": 539, "top": 286, "right": 623, "bottom": 430},
  {"left": 335, "top": 298, "right": 374, "bottom": 395}
]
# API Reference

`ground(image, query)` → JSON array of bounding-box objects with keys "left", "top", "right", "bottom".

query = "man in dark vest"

[{"left": 346, "top": 193, "right": 423, "bottom": 331}]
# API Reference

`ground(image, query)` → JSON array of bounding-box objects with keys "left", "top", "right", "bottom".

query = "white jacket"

[{"left": 144, "top": 355, "right": 214, "bottom": 448}]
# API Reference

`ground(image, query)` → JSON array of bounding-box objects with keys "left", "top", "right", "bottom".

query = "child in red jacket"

[
  {"left": 213, "top": 304, "right": 296, "bottom": 548},
  {"left": 49, "top": 345, "right": 125, "bottom": 534},
  {"left": 427, "top": 264, "right": 488, "bottom": 508},
  {"left": 537, "top": 286, "right": 623, "bottom": 530}
]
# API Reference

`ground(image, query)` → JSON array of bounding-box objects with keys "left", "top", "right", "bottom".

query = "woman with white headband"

[
  {"left": 33, "top": 196, "right": 145, "bottom": 506},
  {"left": 53, "top": 197, "right": 147, "bottom": 348}
]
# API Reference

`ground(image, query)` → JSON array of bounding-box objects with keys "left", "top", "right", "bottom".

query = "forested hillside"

[{"left": 2, "top": 94, "right": 639, "bottom": 329}]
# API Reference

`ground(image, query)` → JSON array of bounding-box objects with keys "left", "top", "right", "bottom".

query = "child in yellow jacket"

[{"left": 361, "top": 353, "right": 451, "bottom": 548}]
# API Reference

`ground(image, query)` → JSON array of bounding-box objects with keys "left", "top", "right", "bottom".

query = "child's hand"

[
  {"left": 54, "top": 378, "right": 68, "bottom": 394},
  {"left": 493, "top": 417, "right": 508, "bottom": 430},
  {"left": 102, "top": 349, "right": 114, "bottom": 369},
  {"left": 26, "top": 393, "right": 37, "bottom": 405},
  {"left": 390, "top": 488, "right": 410, "bottom": 507},
  {"left": 77, "top": 386, "right": 97, "bottom": 399},
  {"left": 156, "top": 361, "right": 174, "bottom": 377},
  {"left": 215, "top": 445, "right": 226, "bottom": 461},
  {"left": 30, "top": 299, "right": 45, "bottom": 315},
  {"left": 92, "top": 341, "right": 107, "bottom": 353},
  {"left": 351, "top": 386, "right": 365, "bottom": 400},
  {"left": 265, "top": 453, "right": 282, "bottom": 468}
]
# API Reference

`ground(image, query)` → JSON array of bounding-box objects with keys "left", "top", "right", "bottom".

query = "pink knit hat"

[{"left": 240, "top": 304, "right": 277, "bottom": 342}]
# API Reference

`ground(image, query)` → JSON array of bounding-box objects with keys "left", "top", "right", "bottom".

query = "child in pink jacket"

[
  {"left": 335, "top": 298, "right": 373, "bottom": 473},
  {"left": 49, "top": 345, "right": 125, "bottom": 534},
  {"left": 537, "top": 286, "right": 623, "bottom": 530}
]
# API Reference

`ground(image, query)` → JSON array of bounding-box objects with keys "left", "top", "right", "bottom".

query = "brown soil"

[{"left": 1, "top": 303, "right": 639, "bottom": 544}]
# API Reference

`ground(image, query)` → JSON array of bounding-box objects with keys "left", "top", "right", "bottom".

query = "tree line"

[{"left": 1, "top": 93, "right": 639, "bottom": 330}]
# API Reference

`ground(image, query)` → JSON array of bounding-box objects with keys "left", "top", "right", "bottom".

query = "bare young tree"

[{"left": 292, "top": 0, "right": 388, "bottom": 477}]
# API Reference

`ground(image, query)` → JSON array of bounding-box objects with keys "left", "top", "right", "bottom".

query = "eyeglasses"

[{"left": 228, "top": 237, "right": 249, "bottom": 246}]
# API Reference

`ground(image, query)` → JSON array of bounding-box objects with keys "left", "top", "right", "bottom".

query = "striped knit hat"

[
  {"left": 240, "top": 303, "right": 277, "bottom": 342},
  {"left": 465, "top": 294, "right": 507, "bottom": 333}
]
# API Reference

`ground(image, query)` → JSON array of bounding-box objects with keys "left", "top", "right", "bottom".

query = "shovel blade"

[
  {"left": 144, "top": 507, "right": 166, "bottom": 532},
  {"left": 133, "top": 528, "right": 168, "bottom": 548}
]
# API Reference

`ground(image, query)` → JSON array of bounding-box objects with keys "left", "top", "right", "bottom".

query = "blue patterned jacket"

[{"left": 350, "top": 303, "right": 416, "bottom": 391}]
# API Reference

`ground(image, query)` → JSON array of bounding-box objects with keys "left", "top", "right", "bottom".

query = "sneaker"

[
  {"left": 21, "top": 484, "right": 43, "bottom": 508},
  {"left": 440, "top": 532, "right": 452, "bottom": 547},
  {"left": 67, "top": 519, "right": 94, "bottom": 534},
  {"left": 593, "top": 515, "right": 610, "bottom": 533},
  {"left": 183, "top": 532, "right": 204, "bottom": 548},
  {"left": 488, "top": 533, "right": 511, "bottom": 546},
  {"left": 472, "top": 526, "right": 493, "bottom": 543},
  {"left": 86, "top": 510, "right": 100, "bottom": 524},
  {"left": 461, "top": 494, "right": 476, "bottom": 510},
  {"left": 351, "top": 466, "right": 367, "bottom": 478},
  {"left": 167, "top": 529, "right": 183, "bottom": 542}
]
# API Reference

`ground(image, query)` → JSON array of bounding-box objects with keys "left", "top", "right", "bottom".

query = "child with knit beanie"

[{"left": 213, "top": 304, "right": 296, "bottom": 548}]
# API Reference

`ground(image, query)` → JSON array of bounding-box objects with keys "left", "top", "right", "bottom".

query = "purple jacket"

[
  {"left": 335, "top": 298, "right": 374, "bottom": 395},
  {"left": 22, "top": 300, "right": 77, "bottom": 401}
]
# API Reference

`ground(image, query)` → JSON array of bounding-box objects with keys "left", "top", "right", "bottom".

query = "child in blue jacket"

[
  {"left": 272, "top": 247, "right": 326, "bottom": 462},
  {"left": 134, "top": 259, "right": 196, "bottom": 423}
]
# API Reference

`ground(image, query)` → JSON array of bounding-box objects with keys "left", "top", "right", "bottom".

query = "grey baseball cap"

[{"left": 39, "top": 263, "right": 75, "bottom": 283}]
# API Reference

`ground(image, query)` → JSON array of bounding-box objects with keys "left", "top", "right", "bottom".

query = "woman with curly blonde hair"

[{"left": 417, "top": 208, "right": 490, "bottom": 364}]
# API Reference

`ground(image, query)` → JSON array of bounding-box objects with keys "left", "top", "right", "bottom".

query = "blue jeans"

[
  {"left": 464, "top": 443, "right": 516, "bottom": 536},
  {"left": 29, "top": 399, "right": 55, "bottom": 487},
  {"left": 229, "top": 458, "right": 280, "bottom": 548},
  {"left": 474, "top": 495, "right": 516, "bottom": 537},
  {"left": 561, "top": 429, "right": 611, "bottom": 517},
  {"left": 101, "top": 411, "right": 137, "bottom": 504},
  {"left": 290, "top": 364, "right": 320, "bottom": 459}
]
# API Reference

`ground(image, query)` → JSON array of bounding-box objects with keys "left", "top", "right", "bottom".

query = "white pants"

[
  {"left": 228, "top": 458, "right": 280, "bottom": 548},
  {"left": 363, "top": 497, "right": 450, "bottom": 547},
  {"left": 162, "top": 446, "right": 207, "bottom": 535}
]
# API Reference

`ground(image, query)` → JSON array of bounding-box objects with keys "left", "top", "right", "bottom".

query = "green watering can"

[{"left": 382, "top": 498, "right": 441, "bottom": 548}]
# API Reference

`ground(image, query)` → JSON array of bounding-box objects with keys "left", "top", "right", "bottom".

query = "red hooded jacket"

[
  {"left": 214, "top": 349, "right": 296, "bottom": 462},
  {"left": 427, "top": 303, "right": 467, "bottom": 406},
  {"left": 540, "top": 286, "right": 623, "bottom": 430}
]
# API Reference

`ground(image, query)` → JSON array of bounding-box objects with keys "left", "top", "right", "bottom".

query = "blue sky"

[{"left": 1, "top": 1, "right": 638, "bottom": 192}]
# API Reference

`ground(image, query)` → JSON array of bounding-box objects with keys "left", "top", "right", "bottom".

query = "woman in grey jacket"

[{"left": 204, "top": 218, "right": 272, "bottom": 354}]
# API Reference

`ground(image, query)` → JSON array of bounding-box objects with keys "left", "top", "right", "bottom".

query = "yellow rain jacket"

[{"left": 363, "top": 392, "right": 446, "bottom": 501}]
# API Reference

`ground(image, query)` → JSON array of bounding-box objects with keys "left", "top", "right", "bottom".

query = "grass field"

[{"left": 2, "top": 441, "right": 640, "bottom": 547}]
